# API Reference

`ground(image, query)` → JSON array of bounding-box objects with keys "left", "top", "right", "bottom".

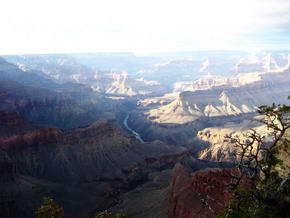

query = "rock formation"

[
  {"left": 169, "top": 164, "right": 239, "bottom": 218},
  {"left": 142, "top": 64, "right": 290, "bottom": 124}
]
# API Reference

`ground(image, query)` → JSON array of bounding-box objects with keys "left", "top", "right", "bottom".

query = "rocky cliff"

[{"left": 169, "top": 164, "right": 239, "bottom": 218}]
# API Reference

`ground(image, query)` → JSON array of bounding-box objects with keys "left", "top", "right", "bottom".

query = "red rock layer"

[
  {"left": 0, "top": 111, "right": 25, "bottom": 126},
  {"left": 0, "top": 127, "right": 62, "bottom": 149},
  {"left": 169, "top": 164, "right": 240, "bottom": 218},
  {"left": 0, "top": 111, "right": 63, "bottom": 149}
]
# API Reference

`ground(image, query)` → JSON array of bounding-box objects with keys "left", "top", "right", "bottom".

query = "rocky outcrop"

[
  {"left": 169, "top": 164, "right": 239, "bottom": 218},
  {"left": 197, "top": 127, "right": 238, "bottom": 162},
  {"left": 196, "top": 116, "right": 272, "bottom": 162}
]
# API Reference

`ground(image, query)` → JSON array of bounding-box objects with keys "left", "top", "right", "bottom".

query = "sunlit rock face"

[
  {"left": 144, "top": 64, "right": 290, "bottom": 124},
  {"left": 196, "top": 117, "right": 270, "bottom": 162},
  {"left": 197, "top": 118, "right": 289, "bottom": 164}
]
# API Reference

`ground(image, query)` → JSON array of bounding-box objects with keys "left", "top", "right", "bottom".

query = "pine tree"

[{"left": 35, "top": 197, "right": 64, "bottom": 218}]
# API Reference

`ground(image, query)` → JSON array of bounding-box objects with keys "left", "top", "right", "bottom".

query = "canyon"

[{"left": 0, "top": 50, "right": 289, "bottom": 218}]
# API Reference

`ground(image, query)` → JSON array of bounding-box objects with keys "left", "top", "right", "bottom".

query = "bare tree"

[{"left": 218, "top": 99, "right": 290, "bottom": 218}]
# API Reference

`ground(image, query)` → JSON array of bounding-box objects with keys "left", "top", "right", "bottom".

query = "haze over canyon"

[{"left": 0, "top": 49, "right": 289, "bottom": 217}]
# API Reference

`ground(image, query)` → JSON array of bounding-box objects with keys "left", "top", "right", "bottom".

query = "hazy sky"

[{"left": 1, "top": 0, "right": 289, "bottom": 54}]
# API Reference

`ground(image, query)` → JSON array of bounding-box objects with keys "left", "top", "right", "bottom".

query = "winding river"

[{"left": 123, "top": 112, "right": 145, "bottom": 143}]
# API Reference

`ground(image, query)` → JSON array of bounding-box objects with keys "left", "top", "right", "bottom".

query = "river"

[{"left": 123, "top": 112, "right": 144, "bottom": 143}]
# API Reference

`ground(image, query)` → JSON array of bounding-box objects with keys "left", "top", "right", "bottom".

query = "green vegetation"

[
  {"left": 35, "top": 199, "right": 132, "bottom": 218},
  {"left": 35, "top": 197, "right": 64, "bottom": 218},
  {"left": 218, "top": 99, "right": 290, "bottom": 218},
  {"left": 95, "top": 210, "right": 132, "bottom": 218}
]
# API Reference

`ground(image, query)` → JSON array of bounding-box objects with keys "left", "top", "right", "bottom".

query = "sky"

[{"left": 0, "top": 0, "right": 289, "bottom": 55}]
